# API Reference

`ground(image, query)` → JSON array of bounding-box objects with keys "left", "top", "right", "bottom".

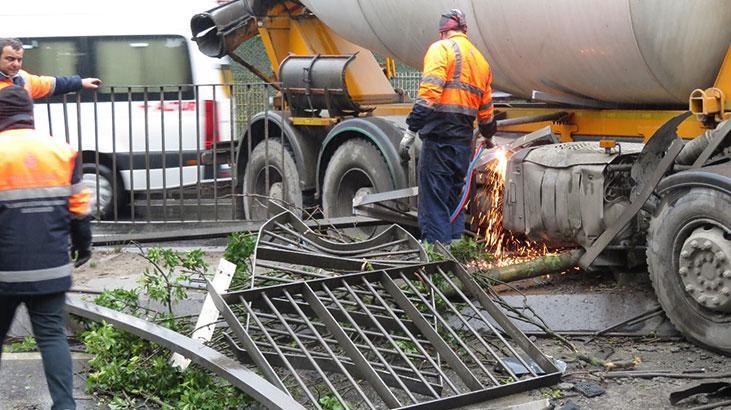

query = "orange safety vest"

[
  {"left": 0, "top": 128, "right": 91, "bottom": 294},
  {"left": 0, "top": 70, "right": 58, "bottom": 99},
  {"left": 415, "top": 32, "right": 494, "bottom": 126}
]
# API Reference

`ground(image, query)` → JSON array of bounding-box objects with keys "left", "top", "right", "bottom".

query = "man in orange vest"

[
  {"left": 0, "top": 37, "right": 101, "bottom": 98},
  {"left": 0, "top": 85, "right": 92, "bottom": 410},
  {"left": 402, "top": 9, "right": 496, "bottom": 244}
]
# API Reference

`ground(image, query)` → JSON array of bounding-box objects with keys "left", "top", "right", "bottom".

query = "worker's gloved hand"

[
  {"left": 71, "top": 247, "right": 92, "bottom": 268},
  {"left": 70, "top": 215, "right": 92, "bottom": 268},
  {"left": 476, "top": 136, "right": 496, "bottom": 149},
  {"left": 400, "top": 129, "right": 417, "bottom": 161}
]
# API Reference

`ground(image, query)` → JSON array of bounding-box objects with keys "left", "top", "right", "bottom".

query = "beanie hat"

[
  {"left": 439, "top": 9, "right": 467, "bottom": 33},
  {"left": 0, "top": 85, "right": 34, "bottom": 131}
]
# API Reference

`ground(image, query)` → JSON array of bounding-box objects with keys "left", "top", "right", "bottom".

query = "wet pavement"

[{"left": 0, "top": 352, "right": 95, "bottom": 410}]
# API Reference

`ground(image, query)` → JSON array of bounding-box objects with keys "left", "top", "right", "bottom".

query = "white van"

[{"left": 0, "top": 0, "right": 233, "bottom": 218}]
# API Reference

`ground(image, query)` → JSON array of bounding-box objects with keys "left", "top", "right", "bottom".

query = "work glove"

[
  {"left": 72, "top": 247, "right": 92, "bottom": 268},
  {"left": 400, "top": 129, "right": 417, "bottom": 161},
  {"left": 476, "top": 136, "right": 496, "bottom": 150},
  {"left": 70, "top": 216, "right": 92, "bottom": 268}
]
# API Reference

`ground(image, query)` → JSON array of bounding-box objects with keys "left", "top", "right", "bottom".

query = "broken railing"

[
  {"left": 210, "top": 259, "right": 562, "bottom": 409},
  {"left": 72, "top": 208, "right": 561, "bottom": 409},
  {"left": 246, "top": 205, "right": 427, "bottom": 289}
]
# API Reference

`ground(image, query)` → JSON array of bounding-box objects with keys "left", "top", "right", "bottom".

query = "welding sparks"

[{"left": 470, "top": 147, "right": 550, "bottom": 267}]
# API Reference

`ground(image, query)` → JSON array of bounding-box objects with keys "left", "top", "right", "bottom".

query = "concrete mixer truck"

[{"left": 190, "top": 0, "right": 731, "bottom": 354}]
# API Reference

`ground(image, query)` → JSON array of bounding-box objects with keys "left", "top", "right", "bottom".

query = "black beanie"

[{"left": 0, "top": 85, "right": 34, "bottom": 131}]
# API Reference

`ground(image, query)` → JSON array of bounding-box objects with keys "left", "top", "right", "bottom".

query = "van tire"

[
  {"left": 81, "top": 163, "right": 126, "bottom": 220},
  {"left": 243, "top": 139, "right": 302, "bottom": 220}
]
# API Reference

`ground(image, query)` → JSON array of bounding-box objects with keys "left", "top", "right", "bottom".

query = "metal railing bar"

[
  {"left": 246, "top": 84, "right": 253, "bottom": 219},
  {"left": 143, "top": 87, "right": 151, "bottom": 223},
  {"left": 441, "top": 264, "right": 559, "bottom": 374},
  {"left": 255, "top": 247, "right": 393, "bottom": 273},
  {"left": 264, "top": 105, "right": 270, "bottom": 214},
  {"left": 279, "top": 93, "right": 286, "bottom": 206},
  {"left": 249, "top": 266, "right": 430, "bottom": 322},
  {"left": 238, "top": 340, "right": 440, "bottom": 397},
  {"left": 230, "top": 83, "right": 236, "bottom": 219},
  {"left": 178, "top": 87, "right": 184, "bottom": 222},
  {"left": 245, "top": 335, "right": 440, "bottom": 380},
  {"left": 110, "top": 88, "right": 119, "bottom": 222},
  {"left": 212, "top": 85, "right": 219, "bottom": 221},
  {"left": 356, "top": 249, "right": 422, "bottom": 259},
  {"left": 194, "top": 85, "right": 202, "bottom": 221},
  {"left": 364, "top": 276, "right": 467, "bottom": 394},
  {"left": 160, "top": 86, "right": 167, "bottom": 222},
  {"left": 425, "top": 269, "right": 522, "bottom": 379},
  {"left": 205, "top": 281, "right": 288, "bottom": 391},
  {"left": 224, "top": 333, "right": 440, "bottom": 395},
  {"left": 255, "top": 261, "right": 331, "bottom": 278},
  {"left": 271, "top": 221, "right": 411, "bottom": 256},
  {"left": 397, "top": 272, "right": 502, "bottom": 384},
  {"left": 284, "top": 288, "right": 376, "bottom": 408},
  {"left": 262, "top": 293, "right": 342, "bottom": 410},
  {"left": 251, "top": 310, "right": 427, "bottom": 352},
  {"left": 44, "top": 97, "right": 52, "bottom": 137},
  {"left": 62, "top": 94, "right": 70, "bottom": 144},
  {"left": 313, "top": 283, "right": 403, "bottom": 407},
  {"left": 340, "top": 279, "right": 441, "bottom": 399},
  {"left": 127, "top": 88, "right": 135, "bottom": 223},
  {"left": 91, "top": 91, "right": 101, "bottom": 221},
  {"left": 261, "top": 295, "right": 420, "bottom": 336}
]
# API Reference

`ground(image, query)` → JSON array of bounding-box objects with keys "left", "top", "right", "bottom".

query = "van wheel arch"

[{"left": 80, "top": 151, "right": 127, "bottom": 219}]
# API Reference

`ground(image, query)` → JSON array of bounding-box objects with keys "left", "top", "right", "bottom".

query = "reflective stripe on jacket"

[
  {"left": 0, "top": 69, "right": 82, "bottom": 99},
  {"left": 0, "top": 128, "right": 91, "bottom": 295},
  {"left": 406, "top": 33, "right": 493, "bottom": 144}
]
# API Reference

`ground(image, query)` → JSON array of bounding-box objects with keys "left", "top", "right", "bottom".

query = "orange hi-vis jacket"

[
  {"left": 0, "top": 128, "right": 91, "bottom": 295},
  {"left": 0, "top": 69, "right": 82, "bottom": 99},
  {"left": 406, "top": 32, "right": 494, "bottom": 144}
]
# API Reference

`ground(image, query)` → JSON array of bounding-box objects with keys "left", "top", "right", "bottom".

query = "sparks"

[{"left": 470, "top": 147, "right": 550, "bottom": 268}]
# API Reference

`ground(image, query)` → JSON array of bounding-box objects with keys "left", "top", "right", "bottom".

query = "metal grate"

[
  {"left": 247, "top": 206, "right": 427, "bottom": 289},
  {"left": 209, "top": 260, "right": 561, "bottom": 409}
]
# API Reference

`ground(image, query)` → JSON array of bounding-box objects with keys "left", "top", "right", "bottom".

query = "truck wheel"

[
  {"left": 81, "top": 163, "right": 125, "bottom": 220},
  {"left": 243, "top": 139, "right": 302, "bottom": 220},
  {"left": 647, "top": 187, "right": 731, "bottom": 355},
  {"left": 322, "top": 139, "right": 394, "bottom": 237}
]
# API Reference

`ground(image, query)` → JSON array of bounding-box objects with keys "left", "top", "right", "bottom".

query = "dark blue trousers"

[
  {"left": 0, "top": 292, "right": 75, "bottom": 410},
  {"left": 418, "top": 139, "right": 472, "bottom": 244}
]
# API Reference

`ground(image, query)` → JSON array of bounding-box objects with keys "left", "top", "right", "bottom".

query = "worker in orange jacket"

[
  {"left": 0, "top": 86, "right": 92, "bottom": 410},
  {"left": 0, "top": 37, "right": 101, "bottom": 98},
  {"left": 401, "top": 9, "right": 496, "bottom": 244}
]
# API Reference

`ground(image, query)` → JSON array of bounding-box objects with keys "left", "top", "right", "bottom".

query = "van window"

[
  {"left": 20, "top": 35, "right": 193, "bottom": 102},
  {"left": 94, "top": 37, "right": 191, "bottom": 88},
  {"left": 21, "top": 39, "right": 80, "bottom": 77}
]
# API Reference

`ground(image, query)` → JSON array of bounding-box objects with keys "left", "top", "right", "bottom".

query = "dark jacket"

[{"left": 0, "top": 127, "right": 91, "bottom": 295}]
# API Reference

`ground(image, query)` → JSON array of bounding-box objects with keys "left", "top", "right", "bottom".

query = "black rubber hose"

[{"left": 676, "top": 129, "right": 716, "bottom": 165}]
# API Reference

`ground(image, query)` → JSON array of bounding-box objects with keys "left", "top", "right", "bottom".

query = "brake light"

[{"left": 204, "top": 99, "right": 219, "bottom": 150}]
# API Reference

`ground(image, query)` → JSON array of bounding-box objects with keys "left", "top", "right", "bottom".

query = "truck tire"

[
  {"left": 647, "top": 187, "right": 731, "bottom": 355},
  {"left": 322, "top": 139, "right": 394, "bottom": 237},
  {"left": 243, "top": 139, "right": 302, "bottom": 220},
  {"left": 81, "top": 163, "right": 125, "bottom": 220}
]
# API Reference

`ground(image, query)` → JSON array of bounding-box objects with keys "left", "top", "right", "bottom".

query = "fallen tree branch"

[{"left": 473, "top": 249, "right": 584, "bottom": 284}]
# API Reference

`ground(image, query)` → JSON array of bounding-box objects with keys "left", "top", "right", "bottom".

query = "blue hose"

[{"left": 449, "top": 144, "right": 485, "bottom": 223}]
